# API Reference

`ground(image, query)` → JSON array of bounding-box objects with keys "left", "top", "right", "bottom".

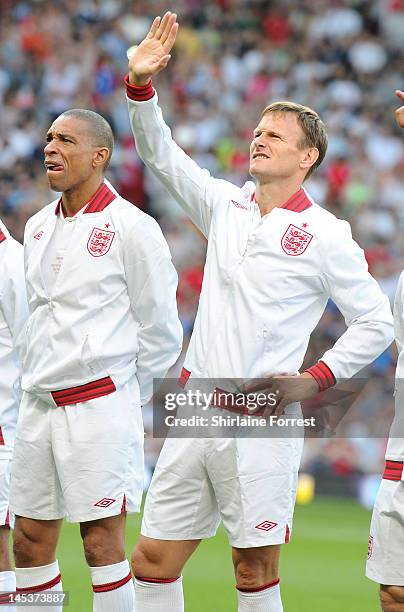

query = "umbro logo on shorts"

[
  {"left": 255, "top": 520, "right": 278, "bottom": 531},
  {"left": 94, "top": 497, "right": 116, "bottom": 508}
]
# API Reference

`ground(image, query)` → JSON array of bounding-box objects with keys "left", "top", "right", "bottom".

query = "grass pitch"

[{"left": 58, "top": 496, "right": 379, "bottom": 611}]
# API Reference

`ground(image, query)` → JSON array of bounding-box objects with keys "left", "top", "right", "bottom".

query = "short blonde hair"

[{"left": 261, "top": 101, "right": 328, "bottom": 179}]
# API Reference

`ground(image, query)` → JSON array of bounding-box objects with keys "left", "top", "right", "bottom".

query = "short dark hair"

[
  {"left": 59, "top": 109, "right": 114, "bottom": 171},
  {"left": 261, "top": 101, "right": 328, "bottom": 180}
]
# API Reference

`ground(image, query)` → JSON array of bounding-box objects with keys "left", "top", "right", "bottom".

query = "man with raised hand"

[
  {"left": 366, "top": 89, "right": 404, "bottom": 612},
  {"left": 9, "top": 108, "right": 182, "bottom": 611},
  {"left": 125, "top": 13, "right": 394, "bottom": 611},
  {"left": 0, "top": 218, "right": 28, "bottom": 609}
]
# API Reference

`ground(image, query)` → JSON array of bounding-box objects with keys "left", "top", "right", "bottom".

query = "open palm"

[{"left": 128, "top": 12, "right": 179, "bottom": 86}]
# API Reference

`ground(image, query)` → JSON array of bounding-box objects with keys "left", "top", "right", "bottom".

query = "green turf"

[{"left": 57, "top": 496, "right": 379, "bottom": 611}]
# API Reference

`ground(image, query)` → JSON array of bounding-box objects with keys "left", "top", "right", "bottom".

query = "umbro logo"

[
  {"left": 94, "top": 497, "right": 116, "bottom": 508},
  {"left": 255, "top": 520, "right": 278, "bottom": 531},
  {"left": 230, "top": 200, "right": 248, "bottom": 210},
  {"left": 34, "top": 230, "right": 44, "bottom": 240}
]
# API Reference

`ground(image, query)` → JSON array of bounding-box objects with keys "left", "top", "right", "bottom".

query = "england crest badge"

[
  {"left": 87, "top": 227, "right": 115, "bottom": 258},
  {"left": 281, "top": 224, "right": 313, "bottom": 256}
]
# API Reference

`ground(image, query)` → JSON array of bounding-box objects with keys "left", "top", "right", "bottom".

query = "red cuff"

[
  {"left": 124, "top": 74, "right": 155, "bottom": 101},
  {"left": 304, "top": 360, "right": 336, "bottom": 392}
]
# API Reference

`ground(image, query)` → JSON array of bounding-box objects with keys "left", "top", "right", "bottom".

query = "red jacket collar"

[
  {"left": 54, "top": 182, "right": 116, "bottom": 216},
  {"left": 251, "top": 187, "right": 312, "bottom": 213},
  {"left": 282, "top": 187, "right": 312, "bottom": 212}
]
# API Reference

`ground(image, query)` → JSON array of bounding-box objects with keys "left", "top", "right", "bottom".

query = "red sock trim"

[
  {"left": 135, "top": 575, "right": 180, "bottom": 584},
  {"left": 93, "top": 571, "right": 132, "bottom": 593},
  {"left": 16, "top": 573, "right": 61, "bottom": 593},
  {"left": 237, "top": 578, "right": 280, "bottom": 593},
  {"left": 0, "top": 592, "right": 14, "bottom": 603}
]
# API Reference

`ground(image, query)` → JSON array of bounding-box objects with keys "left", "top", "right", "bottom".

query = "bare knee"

[
  {"left": 132, "top": 539, "right": 172, "bottom": 579},
  {"left": 81, "top": 519, "right": 125, "bottom": 567},
  {"left": 132, "top": 537, "right": 199, "bottom": 579},
  {"left": 82, "top": 529, "right": 123, "bottom": 567},
  {"left": 380, "top": 585, "right": 404, "bottom": 612},
  {"left": 232, "top": 546, "right": 280, "bottom": 590},
  {"left": 13, "top": 531, "right": 34, "bottom": 567},
  {"left": 13, "top": 517, "right": 59, "bottom": 567},
  {"left": 132, "top": 541, "right": 159, "bottom": 575},
  {"left": 0, "top": 526, "right": 11, "bottom": 571}
]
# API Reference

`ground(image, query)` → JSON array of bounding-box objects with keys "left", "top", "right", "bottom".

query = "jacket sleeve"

[
  {"left": 318, "top": 219, "right": 394, "bottom": 380},
  {"left": 0, "top": 239, "right": 29, "bottom": 351},
  {"left": 123, "top": 215, "right": 183, "bottom": 405},
  {"left": 394, "top": 271, "right": 404, "bottom": 354},
  {"left": 126, "top": 79, "right": 233, "bottom": 238}
]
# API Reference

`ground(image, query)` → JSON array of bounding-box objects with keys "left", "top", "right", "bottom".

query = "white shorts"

[
  {"left": 0, "top": 460, "right": 13, "bottom": 528},
  {"left": 10, "top": 376, "right": 144, "bottom": 523},
  {"left": 366, "top": 478, "right": 404, "bottom": 585},
  {"left": 142, "top": 435, "right": 303, "bottom": 548}
]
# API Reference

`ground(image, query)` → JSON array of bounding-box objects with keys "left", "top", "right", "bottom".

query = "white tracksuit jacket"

[
  {"left": 21, "top": 180, "right": 183, "bottom": 406},
  {"left": 126, "top": 83, "right": 393, "bottom": 390},
  {"left": 386, "top": 272, "right": 404, "bottom": 460},
  {"left": 0, "top": 220, "right": 28, "bottom": 456}
]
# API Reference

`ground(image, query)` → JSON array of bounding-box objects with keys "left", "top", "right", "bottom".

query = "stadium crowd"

[{"left": 0, "top": 0, "right": 403, "bottom": 493}]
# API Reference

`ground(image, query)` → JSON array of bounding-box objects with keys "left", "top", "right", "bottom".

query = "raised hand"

[
  {"left": 395, "top": 90, "right": 404, "bottom": 128},
  {"left": 128, "top": 12, "right": 179, "bottom": 86}
]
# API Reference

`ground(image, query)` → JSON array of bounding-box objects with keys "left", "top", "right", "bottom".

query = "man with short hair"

[
  {"left": 0, "top": 218, "right": 28, "bottom": 609},
  {"left": 366, "top": 89, "right": 404, "bottom": 612},
  {"left": 125, "top": 13, "right": 394, "bottom": 611},
  {"left": 9, "top": 107, "right": 183, "bottom": 611}
]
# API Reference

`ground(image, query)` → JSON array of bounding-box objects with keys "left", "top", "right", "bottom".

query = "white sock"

[
  {"left": 237, "top": 579, "right": 283, "bottom": 611},
  {"left": 15, "top": 561, "right": 63, "bottom": 612},
  {"left": 0, "top": 571, "right": 16, "bottom": 611},
  {"left": 135, "top": 575, "right": 184, "bottom": 611},
  {"left": 90, "top": 559, "right": 134, "bottom": 612}
]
